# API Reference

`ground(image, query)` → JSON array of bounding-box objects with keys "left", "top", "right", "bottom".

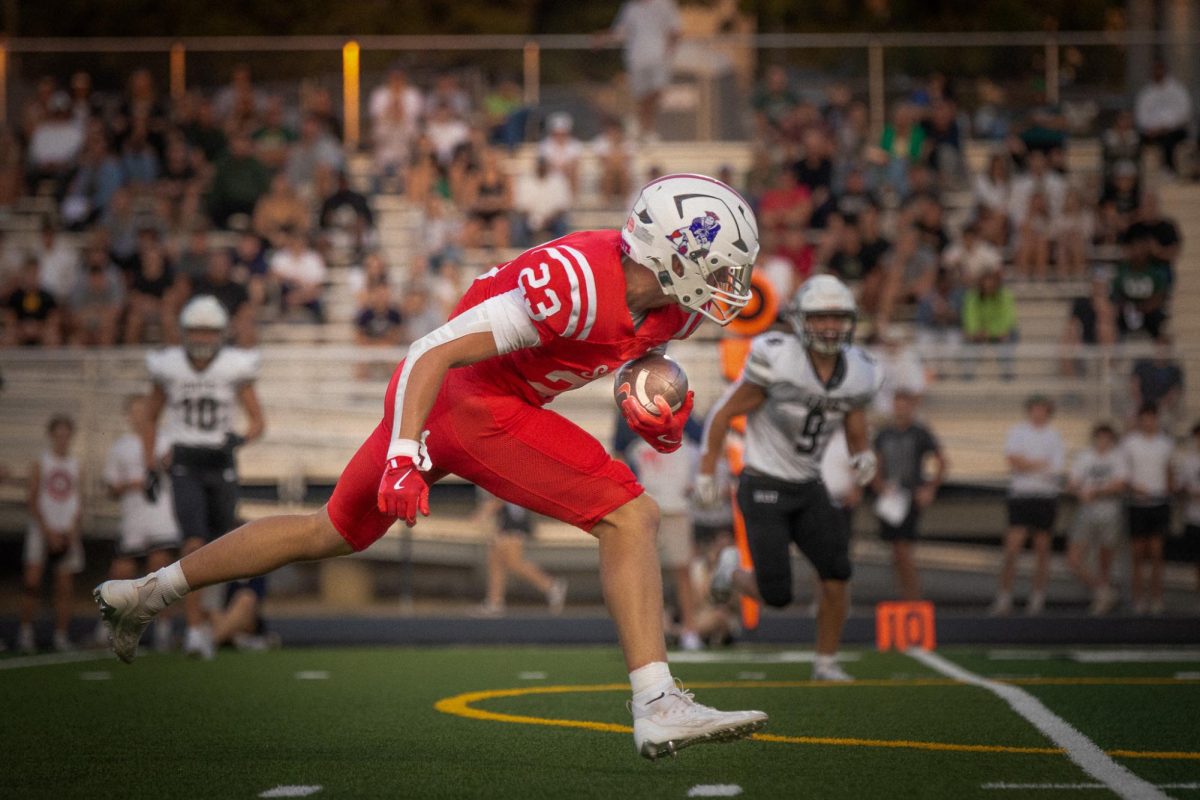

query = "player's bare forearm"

[
  {"left": 143, "top": 384, "right": 166, "bottom": 469},
  {"left": 700, "top": 380, "right": 766, "bottom": 473},
  {"left": 238, "top": 384, "right": 266, "bottom": 444},
  {"left": 396, "top": 331, "right": 500, "bottom": 442},
  {"left": 844, "top": 408, "right": 869, "bottom": 455}
]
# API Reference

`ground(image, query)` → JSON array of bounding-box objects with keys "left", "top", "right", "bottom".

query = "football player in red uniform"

[{"left": 96, "top": 174, "right": 767, "bottom": 759}]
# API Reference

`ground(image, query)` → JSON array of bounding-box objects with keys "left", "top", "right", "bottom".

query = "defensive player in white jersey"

[
  {"left": 101, "top": 394, "right": 182, "bottom": 652},
  {"left": 698, "top": 275, "right": 882, "bottom": 681},
  {"left": 144, "top": 295, "right": 265, "bottom": 658},
  {"left": 19, "top": 414, "right": 83, "bottom": 653}
]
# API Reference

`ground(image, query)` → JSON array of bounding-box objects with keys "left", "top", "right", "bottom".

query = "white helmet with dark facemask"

[
  {"left": 179, "top": 295, "right": 229, "bottom": 362},
  {"left": 620, "top": 173, "right": 759, "bottom": 326},
  {"left": 788, "top": 275, "right": 857, "bottom": 355}
]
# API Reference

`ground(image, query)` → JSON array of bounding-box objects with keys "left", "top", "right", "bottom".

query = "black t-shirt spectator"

[
  {"left": 355, "top": 306, "right": 404, "bottom": 341},
  {"left": 1126, "top": 219, "right": 1180, "bottom": 255},
  {"left": 874, "top": 424, "right": 940, "bottom": 491},
  {"left": 192, "top": 277, "right": 249, "bottom": 318},
  {"left": 6, "top": 287, "right": 57, "bottom": 322},
  {"left": 1132, "top": 359, "right": 1183, "bottom": 408},
  {"left": 130, "top": 261, "right": 176, "bottom": 299},
  {"left": 792, "top": 158, "right": 832, "bottom": 194},
  {"left": 1070, "top": 297, "right": 1099, "bottom": 344},
  {"left": 320, "top": 189, "right": 375, "bottom": 230},
  {"left": 861, "top": 237, "right": 891, "bottom": 273}
]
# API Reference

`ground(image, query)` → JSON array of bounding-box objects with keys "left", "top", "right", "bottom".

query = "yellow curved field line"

[{"left": 433, "top": 679, "right": 1200, "bottom": 761}]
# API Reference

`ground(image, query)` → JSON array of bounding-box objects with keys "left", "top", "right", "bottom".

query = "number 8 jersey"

[
  {"left": 740, "top": 332, "right": 881, "bottom": 483},
  {"left": 146, "top": 347, "right": 261, "bottom": 449}
]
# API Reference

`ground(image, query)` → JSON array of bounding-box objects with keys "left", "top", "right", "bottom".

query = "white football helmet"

[
  {"left": 180, "top": 295, "right": 229, "bottom": 361},
  {"left": 788, "top": 275, "right": 857, "bottom": 355},
  {"left": 620, "top": 173, "right": 759, "bottom": 326}
]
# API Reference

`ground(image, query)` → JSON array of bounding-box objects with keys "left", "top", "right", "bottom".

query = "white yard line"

[
  {"left": 294, "top": 671, "right": 330, "bottom": 680},
  {"left": 983, "top": 783, "right": 1200, "bottom": 791},
  {"left": 0, "top": 650, "right": 112, "bottom": 670},
  {"left": 910, "top": 650, "right": 1169, "bottom": 800},
  {"left": 669, "top": 650, "right": 860, "bottom": 664},
  {"left": 258, "top": 786, "right": 322, "bottom": 798},
  {"left": 1071, "top": 650, "right": 1200, "bottom": 663},
  {"left": 686, "top": 785, "right": 743, "bottom": 797}
]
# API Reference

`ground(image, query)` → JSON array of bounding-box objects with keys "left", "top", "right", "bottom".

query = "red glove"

[
  {"left": 377, "top": 456, "right": 430, "bottom": 526},
  {"left": 620, "top": 390, "right": 694, "bottom": 454}
]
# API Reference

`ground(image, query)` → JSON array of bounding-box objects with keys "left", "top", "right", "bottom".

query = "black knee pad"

[
  {"left": 817, "top": 554, "right": 853, "bottom": 583},
  {"left": 758, "top": 580, "right": 793, "bottom": 608}
]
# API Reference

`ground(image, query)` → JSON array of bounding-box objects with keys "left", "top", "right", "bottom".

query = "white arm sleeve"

[{"left": 386, "top": 291, "right": 539, "bottom": 461}]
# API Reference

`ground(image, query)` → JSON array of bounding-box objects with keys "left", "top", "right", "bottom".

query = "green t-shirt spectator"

[
  {"left": 962, "top": 286, "right": 1017, "bottom": 341},
  {"left": 880, "top": 123, "right": 926, "bottom": 163},
  {"left": 1113, "top": 260, "right": 1171, "bottom": 309}
]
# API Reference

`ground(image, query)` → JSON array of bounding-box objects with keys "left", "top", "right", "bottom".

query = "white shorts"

[
  {"left": 116, "top": 527, "right": 181, "bottom": 559},
  {"left": 24, "top": 526, "right": 84, "bottom": 574},
  {"left": 657, "top": 513, "right": 694, "bottom": 569},
  {"left": 629, "top": 62, "right": 670, "bottom": 98},
  {"left": 1069, "top": 502, "right": 1122, "bottom": 549}
]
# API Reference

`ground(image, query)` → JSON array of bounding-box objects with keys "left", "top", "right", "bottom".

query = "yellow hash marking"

[{"left": 433, "top": 679, "right": 1200, "bottom": 761}]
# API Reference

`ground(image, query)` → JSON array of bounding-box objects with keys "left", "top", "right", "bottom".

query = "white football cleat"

[
  {"left": 547, "top": 579, "right": 568, "bottom": 616},
  {"left": 812, "top": 660, "right": 854, "bottom": 682},
  {"left": 184, "top": 626, "right": 216, "bottom": 661},
  {"left": 631, "top": 685, "right": 767, "bottom": 760},
  {"left": 94, "top": 577, "right": 163, "bottom": 664},
  {"left": 710, "top": 546, "right": 742, "bottom": 604}
]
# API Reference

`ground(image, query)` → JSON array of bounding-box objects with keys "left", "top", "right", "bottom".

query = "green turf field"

[{"left": 3, "top": 645, "right": 1199, "bottom": 798}]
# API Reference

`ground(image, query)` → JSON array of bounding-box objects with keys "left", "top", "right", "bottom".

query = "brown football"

[{"left": 614, "top": 354, "right": 690, "bottom": 415}]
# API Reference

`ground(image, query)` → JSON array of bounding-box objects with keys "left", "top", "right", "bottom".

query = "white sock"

[
  {"left": 630, "top": 661, "right": 674, "bottom": 705},
  {"left": 815, "top": 653, "right": 838, "bottom": 670},
  {"left": 146, "top": 563, "right": 190, "bottom": 611}
]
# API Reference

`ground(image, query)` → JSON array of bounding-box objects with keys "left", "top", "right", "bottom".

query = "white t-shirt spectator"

[
  {"left": 1008, "top": 171, "right": 1066, "bottom": 224},
  {"left": 1005, "top": 421, "right": 1065, "bottom": 497},
  {"left": 104, "top": 433, "right": 180, "bottom": 542},
  {"left": 425, "top": 116, "right": 470, "bottom": 166},
  {"left": 973, "top": 173, "right": 1010, "bottom": 214},
  {"left": 1121, "top": 431, "right": 1174, "bottom": 505},
  {"left": 270, "top": 246, "right": 328, "bottom": 287},
  {"left": 515, "top": 171, "right": 572, "bottom": 231},
  {"left": 943, "top": 238, "right": 1002, "bottom": 286},
  {"left": 1135, "top": 76, "right": 1192, "bottom": 133},
  {"left": 38, "top": 237, "right": 82, "bottom": 302},
  {"left": 538, "top": 135, "right": 584, "bottom": 177},
  {"left": 613, "top": 0, "right": 682, "bottom": 69},
  {"left": 1069, "top": 446, "right": 1128, "bottom": 513},
  {"left": 28, "top": 119, "right": 84, "bottom": 168},
  {"left": 627, "top": 438, "right": 697, "bottom": 514},
  {"left": 1173, "top": 447, "right": 1200, "bottom": 525},
  {"left": 368, "top": 83, "right": 424, "bottom": 126}
]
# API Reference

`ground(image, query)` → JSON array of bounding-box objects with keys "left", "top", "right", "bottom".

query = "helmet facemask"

[
  {"left": 655, "top": 253, "right": 753, "bottom": 326},
  {"left": 798, "top": 311, "right": 856, "bottom": 355},
  {"left": 183, "top": 327, "right": 224, "bottom": 363}
]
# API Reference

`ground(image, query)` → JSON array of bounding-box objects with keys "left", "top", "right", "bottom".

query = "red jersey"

[{"left": 452, "top": 229, "right": 703, "bottom": 404}]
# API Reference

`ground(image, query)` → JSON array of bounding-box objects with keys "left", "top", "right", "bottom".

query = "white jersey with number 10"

[
  {"left": 739, "top": 334, "right": 881, "bottom": 483},
  {"left": 146, "top": 347, "right": 261, "bottom": 449}
]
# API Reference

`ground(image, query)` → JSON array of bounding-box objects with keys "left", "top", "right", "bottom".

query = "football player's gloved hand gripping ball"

[
  {"left": 620, "top": 390, "right": 694, "bottom": 454},
  {"left": 377, "top": 437, "right": 431, "bottom": 526}
]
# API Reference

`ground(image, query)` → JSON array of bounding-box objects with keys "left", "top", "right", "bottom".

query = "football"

[{"left": 613, "top": 353, "right": 689, "bottom": 415}]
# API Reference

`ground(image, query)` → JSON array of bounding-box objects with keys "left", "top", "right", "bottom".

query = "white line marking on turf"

[
  {"left": 1072, "top": 650, "right": 1200, "bottom": 663},
  {"left": 294, "top": 671, "right": 330, "bottom": 680},
  {"left": 983, "top": 782, "right": 1200, "bottom": 790},
  {"left": 0, "top": 650, "right": 112, "bottom": 670},
  {"left": 987, "top": 650, "right": 1055, "bottom": 661},
  {"left": 669, "top": 650, "right": 861, "bottom": 664},
  {"left": 687, "top": 785, "right": 743, "bottom": 797},
  {"left": 258, "top": 786, "right": 322, "bottom": 798},
  {"left": 1175, "top": 672, "right": 1200, "bottom": 680},
  {"left": 736, "top": 671, "right": 767, "bottom": 681},
  {"left": 79, "top": 671, "right": 111, "bottom": 680},
  {"left": 517, "top": 671, "right": 548, "bottom": 680},
  {"left": 910, "top": 650, "right": 1169, "bottom": 800}
]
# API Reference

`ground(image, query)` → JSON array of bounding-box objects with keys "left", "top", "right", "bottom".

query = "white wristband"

[{"left": 386, "top": 431, "right": 432, "bottom": 471}]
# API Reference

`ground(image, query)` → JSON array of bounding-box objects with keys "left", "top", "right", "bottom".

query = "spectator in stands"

[
  {"left": 270, "top": 228, "right": 327, "bottom": 323},
  {"left": 872, "top": 388, "right": 946, "bottom": 600},
  {"left": 460, "top": 150, "right": 511, "bottom": 250},
  {"left": 416, "top": 195, "right": 464, "bottom": 274},
  {"left": 1061, "top": 270, "right": 1118, "bottom": 377},
  {"left": 399, "top": 280, "right": 445, "bottom": 342},
  {"left": 973, "top": 151, "right": 1013, "bottom": 248},
  {"left": 36, "top": 218, "right": 81, "bottom": 304},
  {"left": 174, "top": 227, "right": 212, "bottom": 287},
  {"left": 834, "top": 101, "right": 871, "bottom": 171},
  {"left": 67, "top": 243, "right": 124, "bottom": 347},
  {"left": 1051, "top": 188, "right": 1093, "bottom": 281},
  {"left": 190, "top": 248, "right": 255, "bottom": 348},
  {"left": 1008, "top": 150, "right": 1066, "bottom": 231},
  {"left": 471, "top": 491, "right": 569, "bottom": 617},
  {"left": 111, "top": 68, "right": 168, "bottom": 156},
  {"left": 1101, "top": 110, "right": 1141, "bottom": 187},
  {"left": 1012, "top": 190, "right": 1052, "bottom": 280},
  {"left": 1099, "top": 160, "right": 1141, "bottom": 233},
  {"left": 757, "top": 169, "right": 812, "bottom": 237},
  {"left": 0, "top": 127, "right": 23, "bottom": 209},
  {"left": 538, "top": 112, "right": 584, "bottom": 193},
  {"left": 1065, "top": 423, "right": 1126, "bottom": 616},
  {"left": 0, "top": 228, "right": 24, "bottom": 296},
  {"left": 68, "top": 71, "right": 101, "bottom": 126},
  {"left": 369, "top": 65, "right": 423, "bottom": 189},
  {"left": 252, "top": 95, "right": 297, "bottom": 173},
  {"left": 156, "top": 132, "right": 204, "bottom": 230},
  {"left": 1112, "top": 226, "right": 1171, "bottom": 342},
  {"left": 207, "top": 131, "right": 272, "bottom": 229},
  {"left": 915, "top": 267, "right": 964, "bottom": 378},
  {"left": 286, "top": 114, "right": 344, "bottom": 200},
  {"left": 18, "top": 415, "right": 82, "bottom": 653},
  {"left": 123, "top": 229, "right": 179, "bottom": 344},
  {"left": 793, "top": 127, "right": 834, "bottom": 206},
  {"left": 943, "top": 220, "right": 1002, "bottom": 289},
  {"left": 4, "top": 257, "right": 62, "bottom": 347},
  {"left": 302, "top": 85, "right": 343, "bottom": 142},
  {"left": 483, "top": 76, "right": 529, "bottom": 150},
  {"left": 26, "top": 92, "right": 83, "bottom": 197},
  {"left": 991, "top": 395, "right": 1065, "bottom": 616},
  {"left": 881, "top": 226, "right": 938, "bottom": 321},
  {"left": 254, "top": 173, "right": 312, "bottom": 250},
  {"left": 923, "top": 98, "right": 964, "bottom": 186},
  {"left": 869, "top": 103, "right": 926, "bottom": 198},
  {"left": 962, "top": 266, "right": 1017, "bottom": 380},
  {"left": 605, "top": 0, "right": 681, "bottom": 141},
  {"left": 232, "top": 231, "right": 270, "bottom": 309},
  {"left": 1173, "top": 423, "right": 1200, "bottom": 597},
  {"left": 320, "top": 171, "right": 377, "bottom": 259},
  {"left": 1015, "top": 101, "right": 1069, "bottom": 170},
  {"left": 1122, "top": 403, "right": 1175, "bottom": 615},
  {"left": 1130, "top": 339, "right": 1184, "bottom": 433},
  {"left": 348, "top": 250, "right": 392, "bottom": 308},
  {"left": 180, "top": 94, "right": 227, "bottom": 164},
  {"left": 61, "top": 128, "right": 123, "bottom": 230},
  {"left": 428, "top": 73, "right": 471, "bottom": 118},
  {"left": 512, "top": 157, "right": 571, "bottom": 247},
  {"left": 214, "top": 63, "right": 264, "bottom": 129},
  {"left": 1128, "top": 190, "right": 1181, "bottom": 280},
  {"left": 752, "top": 65, "right": 800, "bottom": 135},
  {"left": 1135, "top": 60, "right": 1192, "bottom": 177},
  {"left": 355, "top": 282, "right": 405, "bottom": 347},
  {"left": 100, "top": 186, "right": 147, "bottom": 270},
  {"left": 424, "top": 102, "right": 471, "bottom": 169},
  {"left": 119, "top": 119, "right": 160, "bottom": 188},
  {"left": 593, "top": 118, "right": 636, "bottom": 205}
]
